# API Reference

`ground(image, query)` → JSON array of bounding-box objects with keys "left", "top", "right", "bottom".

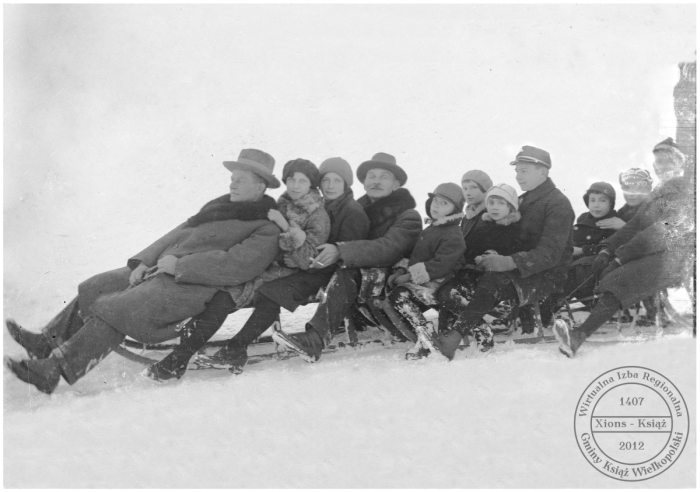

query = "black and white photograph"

[{"left": 3, "top": 4, "right": 696, "bottom": 488}]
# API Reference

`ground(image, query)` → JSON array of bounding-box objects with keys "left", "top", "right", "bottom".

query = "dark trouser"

[
  {"left": 41, "top": 267, "right": 134, "bottom": 349},
  {"left": 307, "top": 268, "right": 361, "bottom": 343},
  {"left": 51, "top": 268, "right": 219, "bottom": 384},
  {"left": 435, "top": 270, "right": 483, "bottom": 324},
  {"left": 447, "top": 272, "right": 519, "bottom": 337},
  {"left": 387, "top": 286, "right": 430, "bottom": 333}
]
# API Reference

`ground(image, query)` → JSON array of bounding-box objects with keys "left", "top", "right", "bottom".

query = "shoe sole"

[
  {"left": 552, "top": 320, "right": 574, "bottom": 358},
  {"left": 415, "top": 326, "right": 450, "bottom": 361},
  {"left": 271, "top": 331, "right": 320, "bottom": 363}
]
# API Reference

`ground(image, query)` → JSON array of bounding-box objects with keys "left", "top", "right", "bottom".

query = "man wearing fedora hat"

[
  {"left": 424, "top": 145, "right": 576, "bottom": 360},
  {"left": 272, "top": 152, "right": 423, "bottom": 362},
  {"left": 6, "top": 149, "right": 284, "bottom": 394}
]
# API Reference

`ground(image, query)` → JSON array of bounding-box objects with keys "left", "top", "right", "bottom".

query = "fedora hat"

[
  {"left": 356, "top": 152, "right": 408, "bottom": 186},
  {"left": 223, "top": 149, "right": 280, "bottom": 189}
]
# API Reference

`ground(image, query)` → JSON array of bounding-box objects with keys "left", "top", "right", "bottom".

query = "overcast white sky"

[{"left": 3, "top": 4, "right": 696, "bottom": 304}]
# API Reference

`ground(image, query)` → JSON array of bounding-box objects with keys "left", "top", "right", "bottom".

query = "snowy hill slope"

[{"left": 4, "top": 302, "right": 695, "bottom": 488}]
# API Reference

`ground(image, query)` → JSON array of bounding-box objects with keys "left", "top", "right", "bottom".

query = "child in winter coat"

[
  {"left": 386, "top": 183, "right": 466, "bottom": 358},
  {"left": 433, "top": 183, "right": 523, "bottom": 352},
  {"left": 565, "top": 181, "right": 617, "bottom": 301}
]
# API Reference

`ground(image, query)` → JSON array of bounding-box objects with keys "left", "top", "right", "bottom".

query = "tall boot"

[{"left": 6, "top": 297, "right": 83, "bottom": 359}]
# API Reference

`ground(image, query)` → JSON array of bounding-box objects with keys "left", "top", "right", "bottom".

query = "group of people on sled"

[{"left": 5, "top": 138, "right": 695, "bottom": 394}]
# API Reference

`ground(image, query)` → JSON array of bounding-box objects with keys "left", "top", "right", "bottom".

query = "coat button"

[
  {"left": 174, "top": 244, "right": 179, "bottom": 248},
  {"left": 586, "top": 235, "right": 591, "bottom": 240},
  {"left": 209, "top": 232, "right": 216, "bottom": 236}
]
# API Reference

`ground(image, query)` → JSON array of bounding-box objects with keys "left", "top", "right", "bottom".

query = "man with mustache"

[{"left": 272, "top": 152, "right": 423, "bottom": 362}]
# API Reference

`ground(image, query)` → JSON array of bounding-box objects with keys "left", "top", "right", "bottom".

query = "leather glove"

[
  {"left": 591, "top": 250, "right": 612, "bottom": 275},
  {"left": 477, "top": 254, "right": 517, "bottom": 272},
  {"left": 600, "top": 259, "right": 621, "bottom": 279},
  {"left": 394, "top": 273, "right": 412, "bottom": 286}
]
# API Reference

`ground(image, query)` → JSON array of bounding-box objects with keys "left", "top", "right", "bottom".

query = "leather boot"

[
  {"left": 5, "top": 319, "right": 52, "bottom": 359},
  {"left": 5, "top": 356, "right": 61, "bottom": 394}
]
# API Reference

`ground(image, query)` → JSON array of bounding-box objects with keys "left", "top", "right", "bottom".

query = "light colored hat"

[
  {"left": 319, "top": 157, "right": 353, "bottom": 187},
  {"left": 223, "top": 149, "right": 280, "bottom": 189},
  {"left": 485, "top": 183, "right": 519, "bottom": 211},
  {"left": 461, "top": 170, "right": 493, "bottom": 193}
]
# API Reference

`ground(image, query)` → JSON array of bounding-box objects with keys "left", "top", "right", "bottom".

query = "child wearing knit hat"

[
  {"left": 431, "top": 183, "right": 530, "bottom": 354},
  {"left": 385, "top": 183, "right": 466, "bottom": 359}
]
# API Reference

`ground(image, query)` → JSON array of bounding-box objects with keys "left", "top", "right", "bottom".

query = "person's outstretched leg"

[
  {"left": 553, "top": 292, "right": 620, "bottom": 358},
  {"left": 5, "top": 315, "right": 125, "bottom": 395},
  {"left": 144, "top": 291, "right": 237, "bottom": 381},
  {"left": 388, "top": 286, "right": 432, "bottom": 360}
]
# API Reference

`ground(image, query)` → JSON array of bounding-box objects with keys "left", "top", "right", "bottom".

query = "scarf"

[{"left": 185, "top": 194, "right": 277, "bottom": 227}]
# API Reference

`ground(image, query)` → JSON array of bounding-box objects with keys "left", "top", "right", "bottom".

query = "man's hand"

[
  {"left": 393, "top": 273, "right": 412, "bottom": 286},
  {"left": 477, "top": 254, "right": 517, "bottom": 272},
  {"left": 155, "top": 255, "right": 179, "bottom": 276},
  {"left": 268, "top": 210, "right": 289, "bottom": 232},
  {"left": 591, "top": 251, "right": 612, "bottom": 275},
  {"left": 597, "top": 217, "right": 626, "bottom": 230},
  {"left": 129, "top": 262, "right": 149, "bottom": 286},
  {"left": 309, "top": 244, "right": 341, "bottom": 268},
  {"left": 387, "top": 269, "right": 407, "bottom": 288}
]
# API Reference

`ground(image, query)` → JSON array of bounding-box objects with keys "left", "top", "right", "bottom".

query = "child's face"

[
  {"left": 587, "top": 192, "right": 612, "bottom": 218},
  {"left": 286, "top": 172, "right": 312, "bottom": 200},
  {"left": 486, "top": 196, "right": 511, "bottom": 221},
  {"left": 430, "top": 196, "right": 456, "bottom": 220},
  {"left": 461, "top": 180, "right": 485, "bottom": 206},
  {"left": 320, "top": 172, "right": 345, "bottom": 201},
  {"left": 623, "top": 191, "right": 648, "bottom": 207}
]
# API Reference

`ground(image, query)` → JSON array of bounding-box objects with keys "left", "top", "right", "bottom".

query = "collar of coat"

[
  {"left": 576, "top": 209, "right": 617, "bottom": 228},
  {"left": 464, "top": 202, "right": 486, "bottom": 220},
  {"left": 185, "top": 194, "right": 277, "bottom": 227},
  {"left": 519, "top": 177, "right": 557, "bottom": 206},
  {"left": 357, "top": 188, "right": 417, "bottom": 229},
  {"left": 325, "top": 188, "right": 354, "bottom": 217},
  {"left": 278, "top": 188, "right": 325, "bottom": 226},
  {"left": 482, "top": 210, "right": 522, "bottom": 226},
  {"left": 424, "top": 212, "right": 465, "bottom": 226}
]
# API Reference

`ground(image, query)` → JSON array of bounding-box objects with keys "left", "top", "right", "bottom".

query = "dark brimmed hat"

[
  {"left": 223, "top": 149, "right": 280, "bottom": 189},
  {"left": 282, "top": 158, "right": 321, "bottom": 188},
  {"left": 510, "top": 146, "right": 552, "bottom": 169},
  {"left": 583, "top": 182, "right": 616, "bottom": 209},
  {"left": 356, "top": 152, "right": 407, "bottom": 186},
  {"left": 428, "top": 182, "right": 466, "bottom": 211}
]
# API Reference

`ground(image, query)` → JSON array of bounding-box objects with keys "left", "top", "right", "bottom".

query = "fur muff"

[
  {"left": 408, "top": 262, "right": 431, "bottom": 285},
  {"left": 185, "top": 195, "right": 277, "bottom": 227}
]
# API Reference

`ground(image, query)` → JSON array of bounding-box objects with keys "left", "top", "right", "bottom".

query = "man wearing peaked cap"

[
  {"left": 271, "top": 151, "right": 423, "bottom": 362},
  {"left": 424, "top": 144, "right": 575, "bottom": 360},
  {"left": 6, "top": 149, "right": 284, "bottom": 392}
]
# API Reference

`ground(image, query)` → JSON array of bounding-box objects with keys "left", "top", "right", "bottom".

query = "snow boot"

[
  {"left": 5, "top": 319, "right": 52, "bottom": 360},
  {"left": 472, "top": 323, "right": 494, "bottom": 352},
  {"left": 416, "top": 327, "right": 462, "bottom": 361},
  {"left": 195, "top": 345, "right": 249, "bottom": 375},
  {"left": 405, "top": 323, "right": 434, "bottom": 360},
  {"left": 5, "top": 356, "right": 61, "bottom": 394},
  {"left": 271, "top": 327, "right": 324, "bottom": 363}
]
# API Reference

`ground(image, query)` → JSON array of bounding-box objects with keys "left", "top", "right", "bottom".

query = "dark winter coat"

[
  {"left": 504, "top": 178, "right": 575, "bottom": 305},
  {"left": 326, "top": 188, "right": 370, "bottom": 245},
  {"left": 461, "top": 202, "right": 486, "bottom": 243},
  {"left": 462, "top": 211, "right": 524, "bottom": 265},
  {"left": 87, "top": 195, "right": 281, "bottom": 343},
  {"left": 129, "top": 195, "right": 280, "bottom": 290},
  {"left": 573, "top": 210, "right": 618, "bottom": 250},
  {"left": 617, "top": 202, "right": 645, "bottom": 223},
  {"left": 403, "top": 213, "right": 466, "bottom": 285},
  {"left": 596, "top": 177, "right": 694, "bottom": 307},
  {"left": 338, "top": 188, "right": 423, "bottom": 269}
]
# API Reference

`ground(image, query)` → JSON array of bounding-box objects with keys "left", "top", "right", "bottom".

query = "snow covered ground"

[{"left": 3, "top": 299, "right": 696, "bottom": 488}]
